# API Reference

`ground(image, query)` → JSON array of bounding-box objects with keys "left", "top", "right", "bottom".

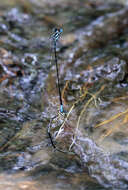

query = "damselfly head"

[
  {"left": 52, "top": 28, "right": 63, "bottom": 42},
  {"left": 53, "top": 28, "right": 63, "bottom": 33}
]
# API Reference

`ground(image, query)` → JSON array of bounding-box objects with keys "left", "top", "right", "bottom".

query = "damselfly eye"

[
  {"left": 53, "top": 28, "right": 63, "bottom": 33},
  {"left": 59, "top": 28, "right": 63, "bottom": 33},
  {"left": 53, "top": 28, "right": 58, "bottom": 32}
]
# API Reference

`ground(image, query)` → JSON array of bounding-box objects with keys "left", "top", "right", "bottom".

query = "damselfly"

[
  {"left": 48, "top": 28, "right": 75, "bottom": 153},
  {"left": 51, "top": 28, "right": 64, "bottom": 113}
]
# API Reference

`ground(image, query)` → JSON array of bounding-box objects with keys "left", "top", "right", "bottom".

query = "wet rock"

[
  {"left": 60, "top": 33, "right": 76, "bottom": 46},
  {"left": 7, "top": 32, "right": 28, "bottom": 48},
  {"left": 28, "top": 37, "right": 49, "bottom": 51},
  {"left": 74, "top": 135, "right": 128, "bottom": 189},
  {"left": 0, "top": 119, "right": 21, "bottom": 150},
  {"left": 13, "top": 150, "right": 51, "bottom": 171},
  {"left": 64, "top": 54, "right": 127, "bottom": 86},
  {"left": 79, "top": 8, "right": 128, "bottom": 49},
  {"left": 31, "top": 149, "right": 51, "bottom": 165},
  {"left": 21, "top": 53, "right": 38, "bottom": 66},
  {"left": 13, "top": 152, "right": 32, "bottom": 170},
  {"left": 5, "top": 8, "right": 31, "bottom": 26},
  {"left": 0, "top": 152, "right": 18, "bottom": 171},
  {"left": 112, "top": 151, "right": 128, "bottom": 163},
  {"left": 95, "top": 57, "right": 126, "bottom": 82},
  {"left": 113, "top": 132, "right": 128, "bottom": 145},
  {"left": 0, "top": 21, "right": 8, "bottom": 33},
  {"left": 0, "top": 48, "right": 23, "bottom": 84}
]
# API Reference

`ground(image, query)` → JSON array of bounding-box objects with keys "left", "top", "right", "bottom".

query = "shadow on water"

[{"left": 0, "top": 0, "right": 128, "bottom": 190}]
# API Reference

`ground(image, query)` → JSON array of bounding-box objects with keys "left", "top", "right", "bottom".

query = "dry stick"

[
  {"left": 99, "top": 127, "right": 116, "bottom": 142},
  {"left": 48, "top": 115, "right": 76, "bottom": 154},
  {"left": 55, "top": 88, "right": 88, "bottom": 138},
  {"left": 52, "top": 85, "right": 105, "bottom": 152},
  {"left": 61, "top": 80, "right": 70, "bottom": 104},
  {"left": 101, "top": 109, "right": 128, "bottom": 140},
  {"left": 0, "top": 122, "right": 36, "bottom": 152},
  {"left": 55, "top": 105, "right": 75, "bottom": 138},
  {"left": 95, "top": 108, "right": 128, "bottom": 128},
  {"left": 0, "top": 133, "right": 20, "bottom": 152},
  {"left": 56, "top": 86, "right": 104, "bottom": 141},
  {"left": 69, "top": 85, "right": 105, "bottom": 150},
  {"left": 95, "top": 108, "right": 128, "bottom": 141},
  {"left": 112, "top": 95, "right": 128, "bottom": 102},
  {"left": 123, "top": 114, "right": 128, "bottom": 124}
]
